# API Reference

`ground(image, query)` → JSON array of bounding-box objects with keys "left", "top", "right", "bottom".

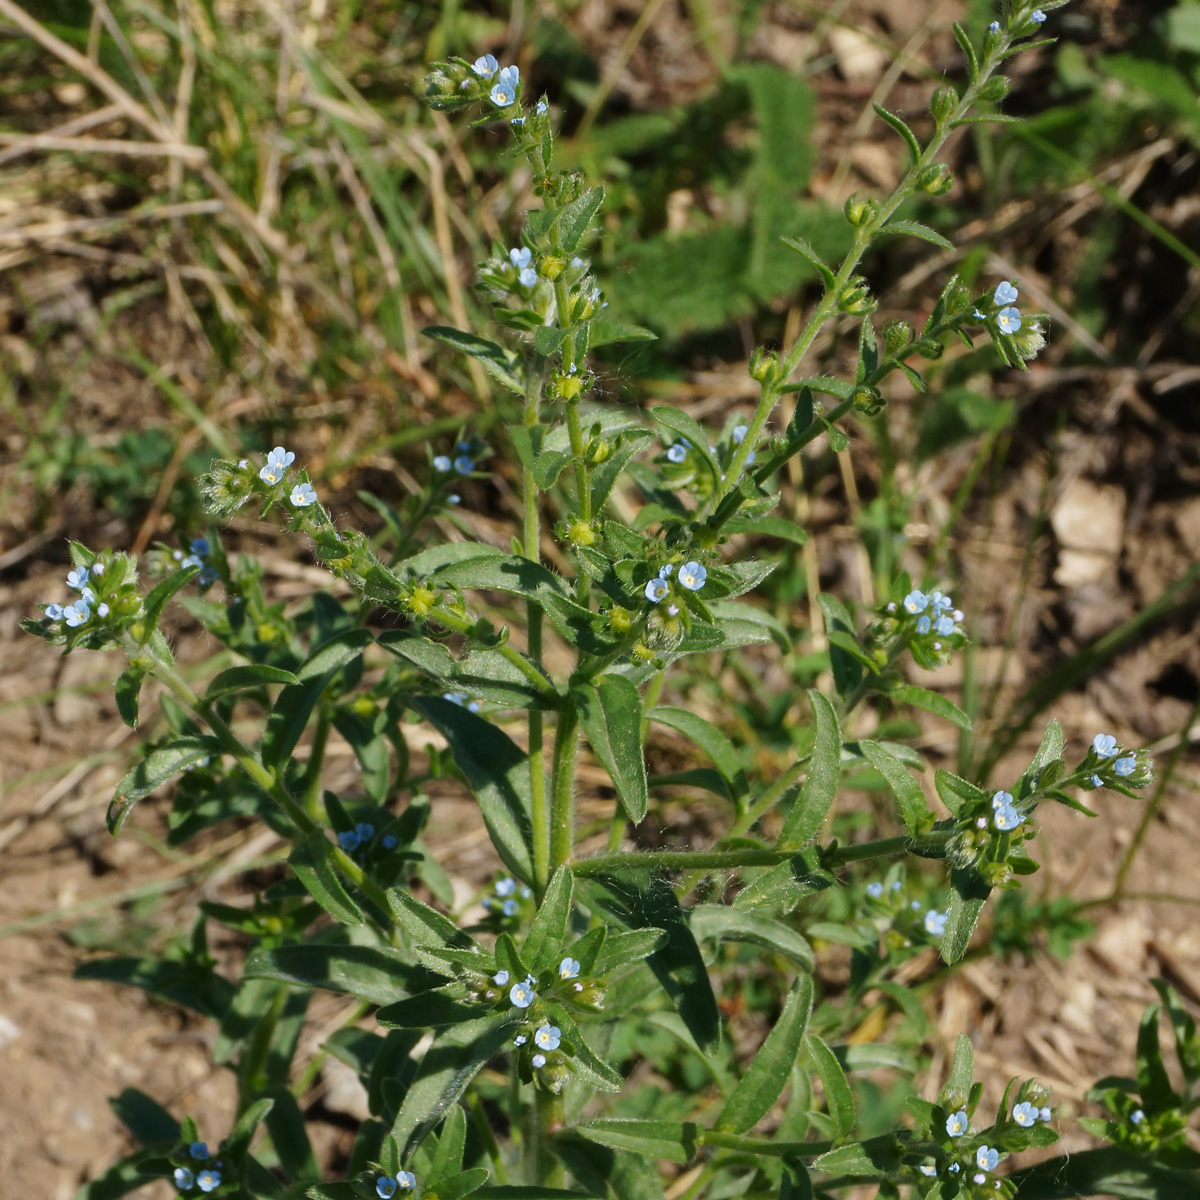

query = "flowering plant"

[{"left": 25, "top": 4, "right": 1190, "bottom": 1199}]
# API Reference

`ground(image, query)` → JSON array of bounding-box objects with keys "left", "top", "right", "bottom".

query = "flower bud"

[
  {"left": 609, "top": 606, "right": 634, "bottom": 634},
  {"left": 883, "top": 319, "right": 912, "bottom": 356},
  {"left": 564, "top": 979, "right": 606, "bottom": 1011},
  {"left": 567, "top": 520, "right": 598, "bottom": 547},
  {"left": 917, "top": 162, "right": 954, "bottom": 196},
  {"left": 843, "top": 195, "right": 876, "bottom": 228},
  {"left": 748, "top": 346, "right": 780, "bottom": 384},
  {"left": 539, "top": 255, "right": 566, "bottom": 281},
  {"left": 407, "top": 585, "right": 438, "bottom": 617},
  {"left": 852, "top": 386, "right": 885, "bottom": 416},
  {"left": 912, "top": 337, "right": 945, "bottom": 360},
  {"left": 978, "top": 76, "right": 1011, "bottom": 103},
  {"left": 838, "top": 278, "right": 877, "bottom": 316},
  {"left": 1011, "top": 319, "right": 1047, "bottom": 361},
  {"left": 550, "top": 372, "right": 585, "bottom": 401},
  {"left": 585, "top": 436, "right": 612, "bottom": 464},
  {"left": 929, "top": 86, "right": 958, "bottom": 124}
]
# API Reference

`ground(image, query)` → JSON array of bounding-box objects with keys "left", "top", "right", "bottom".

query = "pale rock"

[
  {"left": 1050, "top": 478, "right": 1125, "bottom": 586},
  {"left": 321, "top": 1056, "right": 371, "bottom": 1122},
  {"left": 829, "top": 27, "right": 887, "bottom": 83}
]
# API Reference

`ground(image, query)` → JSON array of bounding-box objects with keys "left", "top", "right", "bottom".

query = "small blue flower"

[
  {"left": 919, "top": 1164, "right": 937, "bottom": 1177},
  {"left": 1031, "top": 9, "right": 1046, "bottom": 22},
  {"left": 498, "top": 65, "right": 519, "bottom": 88},
  {"left": 493, "top": 970, "right": 510, "bottom": 986},
  {"left": 911, "top": 900, "right": 922, "bottom": 911},
  {"left": 976, "top": 1146, "right": 999, "bottom": 1172},
  {"left": 96, "top": 603, "right": 110, "bottom": 618},
  {"left": 916, "top": 615, "right": 931, "bottom": 634},
  {"left": 536, "top": 99, "right": 548, "bottom": 115},
  {"left": 1114, "top": 757, "right": 1136, "bottom": 777},
  {"left": 992, "top": 790, "right": 1013, "bottom": 810},
  {"left": 1130, "top": 1108, "right": 1145, "bottom": 1125},
  {"left": 382, "top": 834, "right": 398, "bottom": 850},
  {"left": 1013, "top": 1101, "right": 1038, "bottom": 1127},
  {"left": 514, "top": 1034, "right": 527, "bottom": 1046},
  {"left": 66, "top": 567, "right": 90, "bottom": 590},
  {"left": 994, "top": 802, "right": 1024, "bottom": 832},
  {"left": 645, "top": 577, "right": 669, "bottom": 603},
  {"left": 64, "top": 599, "right": 91, "bottom": 627},
  {"left": 175, "top": 1167, "right": 195, "bottom": 1189},
  {"left": 534, "top": 1023, "right": 562, "bottom": 1050},
  {"left": 376, "top": 1178, "right": 397, "bottom": 1200},
  {"left": 866, "top": 881, "right": 883, "bottom": 899},
  {"left": 191, "top": 538, "right": 210, "bottom": 556},
  {"left": 434, "top": 455, "right": 452, "bottom": 472},
  {"left": 397, "top": 1172, "right": 417, "bottom": 1190},
  {"left": 510, "top": 247, "right": 532, "bottom": 271},
  {"left": 495, "top": 877, "right": 517, "bottom": 897},
  {"left": 355, "top": 823, "right": 374, "bottom": 843},
  {"left": 903, "top": 589, "right": 928, "bottom": 614},
  {"left": 511, "top": 116, "right": 525, "bottom": 127},
  {"left": 973, "top": 1173, "right": 986, "bottom": 1185},
  {"left": 666, "top": 442, "right": 688, "bottom": 464},
  {"left": 1090, "top": 774, "right": 1104, "bottom": 788},
  {"left": 337, "top": 830, "right": 360, "bottom": 851},
  {"left": 993, "top": 281, "right": 1019, "bottom": 306},
  {"left": 44, "top": 603, "right": 64, "bottom": 620},
  {"left": 929, "top": 590, "right": 953, "bottom": 613},
  {"left": 181, "top": 554, "right": 204, "bottom": 570},
  {"left": 490, "top": 83, "right": 516, "bottom": 107},
  {"left": 559, "top": 956, "right": 581, "bottom": 979},
  {"left": 996, "top": 306, "right": 1022, "bottom": 334},
  {"left": 290, "top": 482, "right": 318, "bottom": 507},
  {"left": 510, "top": 980, "right": 536, "bottom": 1008},
  {"left": 197, "top": 1170, "right": 221, "bottom": 1194},
  {"left": 447, "top": 494, "right": 461, "bottom": 505},
  {"left": 91, "top": 562, "right": 105, "bottom": 576},
  {"left": 453, "top": 455, "right": 475, "bottom": 475},
  {"left": 924, "top": 910, "right": 947, "bottom": 936},
  {"left": 518, "top": 267, "right": 538, "bottom": 289},
  {"left": 949, "top": 1163, "right": 960, "bottom": 1173},
  {"left": 935, "top": 615, "right": 954, "bottom": 636},
  {"left": 1040, "top": 1106, "right": 1053, "bottom": 1122},
  {"left": 732, "top": 424, "right": 748, "bottom": 444},
  {"left": 658, "top": 564, "right": 674, "bottom": 579},
  {"left": 502, "top": 898, "right": 519, "bottom": 916},
  {"left": 531, "top": 1052, "right": 546, "bottom": 1068},
  {"left": 472, "top": 54, "right": 499, "bottom": 78},
  {"left": 1093, "top": 733, "right": 1119, "bottom": 758},
  {"left": 678, "top": 561, "right": 707, "bottom": 591},
  {"left": 988, "top": 20, "right": 1000, "bottom": 32},
  {"left": 945, "top": 1110, "right": 969, "bottom": 1137},
  {"left": 267, "top": 445, "right": 295, "bottom": 470}
]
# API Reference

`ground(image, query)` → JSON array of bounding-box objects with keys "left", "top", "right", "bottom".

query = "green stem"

[
  {"left": 550, "top": 706, "right": 581, "bottom": 870},
  {"left": 469, "top": 1093, "right": 510, "bottom": 1186},
  {"left": 534, "top": 1091, "right": 565, "bottom": 1186},
  {"left": 434, "top": 606, "right": 558, "bottom": 700},
  {"left": 717, "top": 37, "right": 1013, "bottom": 505},
  {"left": 291, "top": 999, "right": 370, "bottom": 1100},
  {"left": 330, "top": 843, "right": 392, "bottom": 916},
  {"left": 300, "top": 705, "right": 330, "bottom": 819},
  {"left": 239, "top": 984, "right": 288, "bottom": 1101}
]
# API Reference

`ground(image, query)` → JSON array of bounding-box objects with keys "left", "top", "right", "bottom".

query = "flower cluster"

[
  {"left": 33, "top": 551, "right": 144, "bottom": 646},
  {"left": 375, "top": 1171, "right": 417, "bottom": 1198},
  {"left": 337, "top": 821, "right": 391, "bottom": 855},
  {"left": 644, "top": 560, "right": 708, "bottom": 606},
  {"left": 43, "top": 562, "right": 109, "bottom": 628},
  {"left": 482, "top": 875, "right": 533, "bottom": 920},
  {"left": 892, "top": 587, "right": 967, "bottom": 668},
  {"left": 1085, "top": 732, "right": 1153, "bottom": 790},
  {"left": 172, "top": 1141, "right": 221, "bottom": 1194},
  {"left": 471, "top": 55, "right": 520, "bottom": 108},
  {"left": 863, "top": 876, "right": 949, "bottom": 952},
  {"left": 149, "top": 536, "right": 220, "bottom": 590},
  {"left": 970, "top": 279, "right": 1047, "bottom": 365}
]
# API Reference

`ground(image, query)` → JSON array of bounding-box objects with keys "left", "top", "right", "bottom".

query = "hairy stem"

[{"left": 550, "top": 705, "right": 582, "bottom": 870}]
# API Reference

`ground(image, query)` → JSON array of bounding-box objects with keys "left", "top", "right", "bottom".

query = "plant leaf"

[
  {"left": 290, "top": 835, "right": 366, "bottom": 926},
  {"left": 805, "top": 1033, "right": 855, "bottom": 1137},
  {"left": 779, "top": 690, "right": 842, "bottom": 848},
  {"left": 577, "top": 676, "right": 648, "bottom": 823},
  {"left": 858, "top": 740, "right": 932, "bottom": 835}
]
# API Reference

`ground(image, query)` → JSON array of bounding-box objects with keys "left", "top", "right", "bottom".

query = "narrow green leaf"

[
  {"left": 290, "top": 835, "right": 366, "bottom": 926},
  {"left": 523, "top": 866, "right": 574, "bottom": 974},
  {"left": 142, "top": 564, "right": 200, "bottom": 629},
  {"left": 108, "top": 737, "right": 221, "bottom": 835},
  {"left": 890, "top": 684, "right": 971, "bottom": 730},
  {"left": 590, "top": 319, "right": 658, "bottom": 348},
  {"left": 74, "top": 955, "right": 234, "bottom": 1020},
  {"left": 942, "top": 865, "right": 990, "bottom": 964},
  {"left": 824, "top": 629, "right": 879, "bottom": 673},
  {"left": 716, "top": 975, "right": 813, "bottom": 1133},
  {"left": 550, "top": 1005, "right": 622, "bottom": 1092},
  {"left": 377, "top": 987, "right": 481, "bottom": 1029},
  {"left": 558, "top": 186, "right": 605, "bottom": 253},
  {"left": 206, "top": 664, "right": 300, "bottom": 698},
  {"left": 872, "top": 103, "right": 922, "bottom": 165},
  {"left": 534, "top": 327, "right": 568, "bottom": 358},
  {"left": 591, "top": 928, "right": 668, "bottom": 976},
  {"left": 858, "top": 740, "right": 932, "bottom": 835},
  {"left": 413, "top": 696, "right": 534, "bottom": 881},
  {"left": 296, "top": 629, "right": 375, "bottom": 683},
  {"left": 1137, "top": 1003, "right": 1178, "bottom": 1110},
  {"left": 577, "top": 677, "right": 648, "bottom": 823},
  {"left": 732, "top": 848, "right": 833, "bottom": 912},
  {"left": 933, "top": 769, "right": 986, "bottom": 816},
  {"left": 423, "top": 325, "right": 523, "bottom": 391},
  {"left": 574, "top": 1119, "right": 698, "bottom": 1164},
  {"left": 114, "top": 668, "right": 147, "bottom": 729},
  {"left": 879, "top": 220, "right": 955, "bottom": 250},
  {"left": 265, "top": 1087, "right": 320, "bottom": 1182},
  {"left": 952, "top": 22, "right": 979, "bottom": 81},
  {"left": 244, "top": 944, "right": 417, "bottom": 1005},
  {"left": 723, "top": 514, "right": 808, "bottom": 545},
  {"left": 533, "top": 449, "right": 571, "bottom": 490},
  {"left": 940, "top": 1033, "right": 975, "bottom": 1108},
  {"left": 390, "top": 1016, "right": 519, "bottom": 1158},
  {"left": 779, "top": 690, "right": 842, "bottom": 849},
  {"left": 73, "top": 1149, "right": 169, "bottom": 1200},
  {"left": 780, "top": 235, "right": 836, "bottom": 289},
  {"left": 649, "top": 406, "right": 721, "bottom": 481},
  {"left": 811, "top": 1136, "right": 900, "bottom": 1178},
  {"left": 109, "top": 1088, "right": 181, "bottom": 1147},
  {"left": 388, "top": 889, "right": 473, "bottom": 949},
  {"left": 817, "top": 593, "right": 862, "bottom": 699},
  {"left": 806, "top": 1033, "right": 855, "bottom": 1137},
  {"left": 688, "top": 906, "right": 814, "bottom": 973},
  {"left": 649, "top": 707, "right": 747, "bottom": 806}
]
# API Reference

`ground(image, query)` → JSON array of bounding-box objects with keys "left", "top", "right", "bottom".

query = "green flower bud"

[
  {"left": 539, "top": 254, "right": 566, "bottom": 281},
  {"left": 883, "top": 319, "right": 912, "bottom": 356},
  {"left": 929, "top": 86, "right": 958, "bottom": 124},
  {"left": 917, "top": 162, "right": 954, "bottom": 196},
  {"left": 748, "top": 346, "right": 780, "bottom": 384},
  {"left": 843, "top": 194, "right": 876, "bottom": 228},
  {"left": 978, "top": 76, "right": 1011, "bottom": 103},
  {"left": 1011, "top": 319, "right": 1047, "bottom": 361},
  {"left": 912, "top": 337, "right": 945, "bottom": 360},
  {"left": 550, "top": 372, "right": 585, "bottom": 401},
  {"left": 567, "top": 520, "right": 598, "bottom": 547},
  {"left": 852, "top": 386, "right": 885, "bottom": 416},
  {"left": 585, "top": 436, "right": 612, "bottom": 464},
  {"left": 838, "top": 279, "right": 877, "bottom": 316},
  {"left": 609, "top": 606, "right": 634, "bottom": 634}
]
